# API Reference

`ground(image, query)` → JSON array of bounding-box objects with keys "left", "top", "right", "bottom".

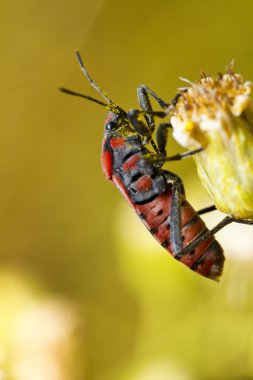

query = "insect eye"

[{"left": 106, "top": 121, "right": 118, "bottom": 131}]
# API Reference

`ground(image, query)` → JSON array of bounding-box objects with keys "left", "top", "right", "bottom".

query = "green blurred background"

[{"left": 1, "top": 0, "right": 253, "bottom": 379}]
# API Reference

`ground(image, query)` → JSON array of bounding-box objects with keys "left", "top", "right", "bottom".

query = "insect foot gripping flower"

[{"left": 170, "top": 68, "right": 253, "bottom": 219}]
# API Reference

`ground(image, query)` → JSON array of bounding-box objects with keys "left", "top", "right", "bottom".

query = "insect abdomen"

[{"left": 135, "top": 192, "right": 225, "bottom": 280}]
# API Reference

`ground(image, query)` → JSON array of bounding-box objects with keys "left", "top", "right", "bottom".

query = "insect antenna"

[
  {"left": 60, "top": 51, "right": 127, "bottom": 116},
  {"left": 75, "top": 50, "right": 114, "bottom": 105},
  {"left": 59, "top": 87, "right": 108, "bottom": 107}
]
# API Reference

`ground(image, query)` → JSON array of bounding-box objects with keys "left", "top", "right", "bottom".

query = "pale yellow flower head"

[{"left": 170, "top": 67, "right": 253, "bottom": 219}]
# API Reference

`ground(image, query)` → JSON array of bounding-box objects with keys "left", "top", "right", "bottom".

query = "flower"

[{"left": 170, "top": 66, "right": 253, "bottom": 219}]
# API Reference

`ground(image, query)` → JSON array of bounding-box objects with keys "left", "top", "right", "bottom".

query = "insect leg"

[
  {"left": 136, "top": 85, "right": 168, "bottom": 137},
  {"left": 137, "top": 86, "right": 203, "bottom": 159},
  {"left": 170, "top": 213, "right": 252, "bottom": 259},
  {"left": 137, "top": 86, "right": 201, "bottom": 160},
  {"left": 142, "top": 147, "right": 203, "bottom": 165},
  {"left": 136, "top": 86, "right": 187, "bottom": 126},
  {"left": 170, "top": 179, "right": 185, "bottom": 254},
  {"left": 156, "top": 123, "right": 172, "bottom": 156},
  {"left": 137, "top": 85, "right": 169, "bottom": 111},
  {"left": 162, "top": 148, "right": 203, "bottom": 162},
  {"left": 197, "top": 205, "right": 217, "bottom": 215},
  {"left": 154, "top": 148, "right": 203, "bottom": 163},
  {"left": 155, "top": 118, "right": 204, "bottom": 160},
  {"left": 233, "top": 218, "right": 253, "bottom": 225},
  {"left": 128, "top": 88, "right": 166, "bottom": 153},
  {"left": 127, "top": 109, "right": 160, "bottom": 154},
  {"left": 175, "top": 216, "right": 233, "bottom": 259},
  {"left": 163, "top": 171, "right": 185, "bottom": 254},
  {"left": 127, "top": 109, "right": 152, "bottom": 140}
]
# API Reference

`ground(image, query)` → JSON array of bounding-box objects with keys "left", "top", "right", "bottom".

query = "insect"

[{"left": 60, "top": 51, "right": 226, "bottom": 281}]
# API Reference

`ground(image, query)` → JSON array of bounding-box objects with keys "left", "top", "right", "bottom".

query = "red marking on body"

[
  {"left": 182, "top": 218, "right": 206, "bottom": 246},
  {"left": 179, "top": 237, "right": 213, "bottom": 266},
  {"left": 153, "top": 220, "right": 171, "bottom": 246},
  {"left": 194, "top": 243, "right": 223, "bottom": 280},
  {"left": 101, "top": 140, "right": 113, "bottom": 179},
  {"left": 110, "top": 137, "right": 125, "bottom": 149},
  {"left": 134, "top": 176, "right": 153, "bottom": 193},
  {"left": 178, "top": 210, "right": 223, "bottom": 279},
  {"left": 135, "top": 189, "right": 173, "bottom": 229},
  {"left": 105, "top": 113, "right": 113, "bottom": 123},
  {"left": 179, "top": 211, "right": 218, "bottom": 270},
  {"left": 122, "top": 154, "right": 141, "bottom": 172}
]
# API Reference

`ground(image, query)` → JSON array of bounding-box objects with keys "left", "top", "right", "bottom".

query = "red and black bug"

[{"left": 60, "top": 51, "right": 225, "bottom": 280}]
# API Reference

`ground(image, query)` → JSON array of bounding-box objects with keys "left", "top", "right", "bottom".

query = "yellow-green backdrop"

[{"left": 1, "top": 0, "right": 253, "bottom": 379}]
